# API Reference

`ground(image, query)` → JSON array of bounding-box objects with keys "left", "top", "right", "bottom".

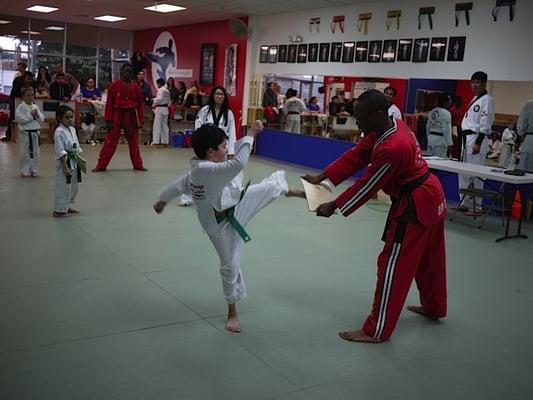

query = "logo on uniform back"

[{"left": 473, "top": 105, "right": 480, "bottom": 112}]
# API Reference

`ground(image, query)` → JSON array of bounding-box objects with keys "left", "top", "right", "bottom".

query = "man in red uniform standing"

[
  {"left": 93, "top": 63, "right": 147, "bottom": 172},
  {"left": 304, "top": 89, "right": 447, "bottom": 343}
]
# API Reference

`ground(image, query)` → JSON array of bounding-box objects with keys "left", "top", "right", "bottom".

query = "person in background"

[
  {"left": 151, "top": 78, "right": 170, "bottom": 146},
  {"left": 166, "top": 77, "right": 178, "bottom": 104},
  {"left": 517, "top": 100, "right": 533, "bottom": 172},
  {"left": 384, "top": 86, "right": 402, "bottom": 120},
  {"left": 307, "top": 96, "right": 320, "bottom": 112},
  {"left": 328, "top": 96, "right": 343, "bottom": 116},
  {"left": 14, "top": 62, "right": 27, "bottom": 79},
  {"left": 449, "top": 96, "right": 464, "bottom": 160},
  {"left": 49, "top": 72, "right": 72, "bottom": 102},
  {"left": 283, "top": 89, "right": 307, "bottom": 133},
  {"left": 486, "top": 132, "right": 502, "bottom": 161},
  {"left": 2, "top": 72, "right": 37, "bottom": 142},
  {"left": 184, "top": 80, "right": 199, "bottom": 101},
  {"left": 81, "top": 78, "right": 101, "bottom": 100},
  {"left": 131, "top": 51, "right": 147, "bottom": 77},
  {"left": 262, "top": 82, "right": 278, "bottom": 123},
  {"left": 458, "top": 71, "right": 495, "bottom": 215},
  {"left": 35, "top": 66, "right": 51, "bottom": 92},
  {"left": 175, "top": 81, "right": 187, "bottom": 105},
  {"left": 51, "top": 64, "right": 78, "bottom": 98},
  {"left": 136, "top": 71, "right": 153, "bottom": 105},
  {"left": 426, "top": 92, "right": 452, "bottom": 158}
]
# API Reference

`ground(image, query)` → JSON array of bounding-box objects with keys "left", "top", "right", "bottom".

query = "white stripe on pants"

[
  {"left": 152, "top": 107, "right": 169, "bottom": 144},
  {"left": 19, "top": 131, "right": 40, "bottom": 175},
  {"left": 459, "top": 134, "right": 489, "bottom": 208},
  {"left": 209, "top": 170, "right": 289, "bottom": 304},
  {"left": 54, "top": 160, "right": 78, "bottom": 213}
]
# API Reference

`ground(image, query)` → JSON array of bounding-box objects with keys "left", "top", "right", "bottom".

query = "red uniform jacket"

[
  {"left": 325, "top": 119, "right": 446, "bottom": 226},
  {"left": 104, "top": 80, "right": 144, "bottom": 123}
]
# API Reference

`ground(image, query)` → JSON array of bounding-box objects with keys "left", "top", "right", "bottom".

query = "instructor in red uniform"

[
  {"left": 304, "top": 89, "right": 447, "bottom": 343},
  {"left": 93, "top": 63, "right": 147, "bottom": 172}
]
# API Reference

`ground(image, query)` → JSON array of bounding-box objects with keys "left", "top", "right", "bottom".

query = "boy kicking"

[{"left": 154, "top": 122, "right": 305, "bottom": 332}]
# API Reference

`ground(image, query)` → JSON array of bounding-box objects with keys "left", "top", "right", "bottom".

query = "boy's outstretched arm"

[{"left": 154, "top": 172, "right": 190, "bottom": 213}]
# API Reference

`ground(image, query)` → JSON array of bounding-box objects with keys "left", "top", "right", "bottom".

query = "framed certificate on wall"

[{"left": 200, "top": 43, "right": 217, "bottom": 85}]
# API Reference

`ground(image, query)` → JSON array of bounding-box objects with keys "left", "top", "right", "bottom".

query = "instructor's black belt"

[
  {"left": 429, "top": 131, "right": 443, "bottom": 136},
  {"left": 287, "top": 111, "right": 300, "bottom": 115}
]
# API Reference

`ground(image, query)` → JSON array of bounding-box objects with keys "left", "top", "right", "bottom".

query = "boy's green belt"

[{"left": 215, "top": 181, "right": 251, "bottom": 243}]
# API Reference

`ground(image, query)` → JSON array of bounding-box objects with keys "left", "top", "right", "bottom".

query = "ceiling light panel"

[
  {"left": 26, "top": 5, "right": 59, "bottom": 13},
  {"left": 144, "top": 4, "right": 186, "bottom": 13},
  {"left": 94, "top": 15, "right": 127, "bottom": 22}
]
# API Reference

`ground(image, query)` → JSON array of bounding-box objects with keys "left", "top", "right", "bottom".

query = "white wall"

[
  {"left": 488, "top": 81, "right": 533, "bottom": 114},
  {"left": 249, "top": 0, "right": 533, "bottom": 81}
]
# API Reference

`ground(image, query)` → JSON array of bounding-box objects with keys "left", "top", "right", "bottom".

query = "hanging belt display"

[
  {"left": 357, "top": 13, "right": 372, "bottom": 35},
  {"left": 331, "top": 15, "right": 345, "bottom": 34},
  {"left": 455, "top": 2, "right": 473, "bottom": 26},
  {"left": 385, "top": 10, "right": 402, "bottom": 31},
  {"left": 418, "top": 6, "right": 436, "bottom": 29},
  {"left": 492, "top": 0, "right": 516, "bottom": 22},
  {"left": 309, "top": 17, "right": 320, "bottom": 33}
]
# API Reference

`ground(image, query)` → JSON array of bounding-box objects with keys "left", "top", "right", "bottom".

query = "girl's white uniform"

[
  {"left": 54, "top": 124, "right": 82, "bottom": 213},
  {"left": 15, "top": 101, "right": 44, "bottom": 175},
  {"left": 179, "top": 105, "right": 237, "bottom": 206},
  {"left": 152, "top": 86, "right": 170, "bottom": 144},
  {"left": 158, "top": 137, "right": 288, "bottom": 304}
]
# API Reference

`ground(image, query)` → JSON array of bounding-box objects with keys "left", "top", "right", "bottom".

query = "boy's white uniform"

[
  {"left": 460, "top": 92, "right": 495, "bottom": 208},
  {"left": 426, "top": 106, "right": 452, "bottom": 158},
  {"left": 179, "top": 105, "right": 238, "bottom": 206},
  {"left": 283, "top": 97, "right": 306, "bottom": 133},
  {"left": 15, "top": 101, "right": 44, "bottom": 175},
  {"left": 158, "top": 136, "right": 289, "bottom": 304},
  {"left": 152, "top": 85, "right": 170, "bottom": 144},
  {"left": 54, "top": 124, "right": 82, "bottom": 213}
]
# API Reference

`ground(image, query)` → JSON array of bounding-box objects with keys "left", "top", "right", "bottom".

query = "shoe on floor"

[
  {"left": 92, "top": 168, "right": 106, "bottom": 172},
  {"left": 134, "top": 167, "right": 148, "bottom": 171},
  {"left": 67, "top": 208, "right": 79, "bottom": 214},
  {"left": 21, "top": 173, "right": 31, "bottom": 178},
  {"left": 53, "top": 212, "right": 70, "bottom": 218}
]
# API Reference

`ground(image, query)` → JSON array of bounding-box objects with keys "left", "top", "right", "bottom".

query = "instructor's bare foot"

[
  {"left": 226, "top": 303, "right": 241, "bottom": 333},
  {"left": 338, "top": 329, "right": 382, "bottom": 343},
  {"left": 407, "top": 305, "right": 439, "bottom": 321},
  {"left": 286, "top": 188, "right": 306, "bottom": 198}
]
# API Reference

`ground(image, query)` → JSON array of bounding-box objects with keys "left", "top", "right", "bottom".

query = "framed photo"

[
  {"left": 223, "top": 44, "right": 237, "bottom": 96},
  {"left": 297, "top": 44, "right": 308, "bottom": 63},
  {"left": 397, "top": 39, "right": 413, "bottom": 62},
  {"left": 259, "top": 45, "right": 269, "bottom": 63},
  {"left": 430, "top": 37, "right": 447, "bottom": 61},
  {"left": 382, "top": 40, "right": 397, "bottom": 63},
  {"left": 268, "top": 45, "right": 278, "bottom": 63},
  {"left": 413, "top": 38, "right": 429, "bottom": 63},
  {"left": 319, "top": 43, "right": 330, "bottom": 62},
  {"left": 342, "top": 42, "right": 355, "bottom": 63},
  {"left": 330, "top": 42, "right": 342, "bottom": 62},
  {"left": 355, "top": 41, "right": 368, "bottom": 62},
  {"left": 308, "top": 43, "right": 319, "bottom": 62},
  {"left": 287, "top": 44, "right": 297, "bottom": 63},
  {"left": 200, "top": 43, "right": 217, "bottom": 85},
  {"left": 368, "top": 40, "right": 382, "bottom": 63},
  {"left": 447, "top": 36, "right": 466, "bottom": 61},
  {"left": 278, "top": 45, "right": 288, "bottom": 62}
]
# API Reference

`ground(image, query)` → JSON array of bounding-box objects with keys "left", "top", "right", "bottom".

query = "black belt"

[
  {"left": 462, "top": 129, "right": 477, "bottom": 135},
  {"left": 287, "top": 111, "right": 300, "bottom": 115},
  {"left": 395, "top": 171, "right": 430, "bottom": 201},
  {"left": 24, "top": 129, "right": 39, "bottom": 159},
  {"left": 524, "top": 132, "right": 533, "bottom": 137},
  {"left": 429, "top": 131, "right": 443, "bottom": 136},
  {"left": 154, "top": 104, "right": 168, "bottom": 107}
]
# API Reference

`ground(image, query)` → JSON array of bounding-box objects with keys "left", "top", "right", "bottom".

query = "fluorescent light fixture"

[
  {"left": 0, "top": 19, "right": 12, "bottom": 24},
  {"left": 144, "top": 3, "right": 186, "bottom": 13},
  {"left": 343, "top": 43, "right": 355, "bottom": 48},
  {"left": 21, "top": 30, "right": 41, "bottom": 35},
  {"left": 46, "top": 25, "right": 64, "bottom": 31},
  {"left": 26, "top": 5, "right": 59, "bottom": 13},
  {"left": 94, "top": 15, "right": 127, "bottom": 22}
]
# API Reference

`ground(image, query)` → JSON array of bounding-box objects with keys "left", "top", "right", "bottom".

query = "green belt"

[
  {"left": 215, "top": 181, "right": 251, "bottom": 243},
  {"left": 66, "top": 151, "right": 82, "bottom": 183}
]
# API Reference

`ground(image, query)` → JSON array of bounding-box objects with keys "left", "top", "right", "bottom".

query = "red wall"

[
  {"left": 455, "top": 79, "right": 473, "bottom": 114},
  {"left": 323, "top": 76, "right": 408, "bottom": 114},
  {"left": 133, "top": 19, "right": 248, "bottom": 124}
]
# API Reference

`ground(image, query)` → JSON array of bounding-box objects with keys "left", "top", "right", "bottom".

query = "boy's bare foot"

[
  {"left": 338, "top": 329, "right": 382, "bottom": 343},
  {"left": 286, "top": 188, "right": 306, "bottom": 198},
  {"left": 226, "top": 303, "right": 241, "bottom": 333},
  {"left": 407, "top": 305, "right": 439, "bottom": 321}
]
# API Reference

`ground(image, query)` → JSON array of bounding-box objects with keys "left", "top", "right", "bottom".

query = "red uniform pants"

[
  {"left": 362, "top": 217, "right": 447, "bottom": 341},
  {"left": 96, "top": 110, "right": 144, "bottom": 170}
]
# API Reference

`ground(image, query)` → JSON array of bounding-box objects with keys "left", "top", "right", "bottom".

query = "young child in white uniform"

[
  {"left": 178, "top": 85, "right": 237, "bottom": 206},
  {"left": 154, "top": 122, "right": 305, "bottom": 333},
  {"left": 53, "top": 105, "right": 83, "bottom": 218},
  {"left": 15, "top": 86, "right": 44, "bottom": 177},
  {"left": 151, "top": 78, "right": 170, "bottom": 146}
]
